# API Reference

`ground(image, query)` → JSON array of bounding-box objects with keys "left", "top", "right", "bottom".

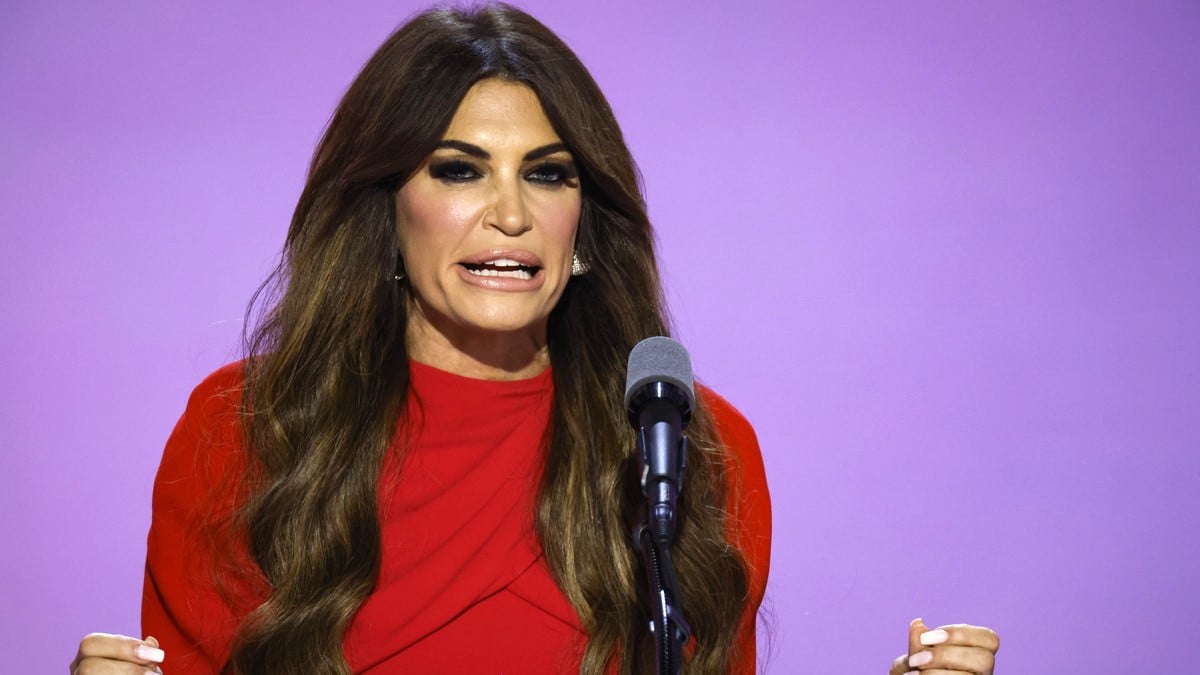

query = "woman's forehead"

[{"left": 439, "top": 79, "right": 564, "bottom": 152}]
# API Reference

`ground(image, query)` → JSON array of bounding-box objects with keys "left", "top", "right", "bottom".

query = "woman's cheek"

[{"left": 531, "top": 194, "right": 582, "bottom": 243}]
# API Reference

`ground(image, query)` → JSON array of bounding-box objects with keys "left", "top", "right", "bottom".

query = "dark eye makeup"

[
  {"left": 429, "top": 159, "right": 480, "bottom": 183},
  {"left": 526, "top": 161, "right": 578, "bottom": 186},
  {"left": 427, "top": 157, "right": 578, "bottom": 187}
]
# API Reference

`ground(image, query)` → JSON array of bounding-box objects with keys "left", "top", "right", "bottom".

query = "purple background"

[{"left": 3, "top": 1, "right": 1198, "bottom": 672}]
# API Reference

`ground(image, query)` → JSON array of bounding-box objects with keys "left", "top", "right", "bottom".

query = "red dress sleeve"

[
  {"left": 141, "top": 363, "right": 261, "bottom": 674},
  {"left": 699, "top": 385, "right": 772, "bottom": 675}
]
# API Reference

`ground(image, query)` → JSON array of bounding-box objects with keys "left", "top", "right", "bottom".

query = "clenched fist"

[{"left": 888, "top": 618, "right": 999, "bottom": 675}]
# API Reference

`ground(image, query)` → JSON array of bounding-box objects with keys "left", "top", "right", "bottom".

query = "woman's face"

[{"left": 395, "top": 79, "right": 582, "bottom": 358}]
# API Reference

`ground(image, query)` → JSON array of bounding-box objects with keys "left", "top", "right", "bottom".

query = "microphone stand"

[{"left": 631, "top": 427, "right": 692, "bottom": 675}]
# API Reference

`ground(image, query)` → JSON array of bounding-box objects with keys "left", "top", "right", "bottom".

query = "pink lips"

[{"left": 456, "top": 249, "right": 545, "bottom": 291}]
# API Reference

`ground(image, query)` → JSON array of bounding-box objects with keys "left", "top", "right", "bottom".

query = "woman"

[{"left": 71, "top": 4, "right": 996, "bottom": 674}]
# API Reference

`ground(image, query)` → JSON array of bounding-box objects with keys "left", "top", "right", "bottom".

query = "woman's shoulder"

[
  {"left": 183, "top": 360, "right": 247, "bottom": 414},
  {"left": 695, "top": 383, "right": 771, "bottom": 591},
  {"left": 153, "top": 361, "right": 249, "bottom": 509},
  {"left": 696, "top": 384, "right": 767, "bottom": 501},
  {"left": 176, "top": 360, "right": 247, "bottom": 435},
  {"left": 696, "top": 385, "right": 759, "bottom": 458}
]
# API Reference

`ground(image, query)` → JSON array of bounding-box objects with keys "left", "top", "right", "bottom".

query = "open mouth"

[{"left": 460, "top": 258, "right": 541, "bottom": 280}]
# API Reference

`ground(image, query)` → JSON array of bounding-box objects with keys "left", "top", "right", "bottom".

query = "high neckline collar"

[{"left": 407, "top": 358, "right": 553, "bottom": 392}]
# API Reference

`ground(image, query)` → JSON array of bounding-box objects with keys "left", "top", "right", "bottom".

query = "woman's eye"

[
  {"left": 430, "top": 160, "right": 480, "bottom": 183},
  {"left": 527, "top": 162, "right": 577, "bottom": 186}
]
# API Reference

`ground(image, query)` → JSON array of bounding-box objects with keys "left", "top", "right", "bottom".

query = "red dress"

[{"left": 142, "top": 361, "right": 771, "bottom": 673}]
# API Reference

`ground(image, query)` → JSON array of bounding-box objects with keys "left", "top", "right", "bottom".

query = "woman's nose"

[{"left": 485, "top": 176, "right": 532, "bottom": 236}]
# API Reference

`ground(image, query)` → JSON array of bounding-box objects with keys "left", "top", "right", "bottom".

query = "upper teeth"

[
  {"left": 464, "top": 258, "right": 535, "bottom": 280},
  {"left": 468, "top": 268, "right": 533, "bottom": 279}
]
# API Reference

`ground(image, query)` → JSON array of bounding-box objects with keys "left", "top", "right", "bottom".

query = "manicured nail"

[
  {"left": 908, "top": 650, "right": 933, "bottom": 667},
  {"left": 136, "top": 644, "right": 166, "bottom": 663},
  {"left": 920, "top": 629, "right": 949, "bottom": 646}
]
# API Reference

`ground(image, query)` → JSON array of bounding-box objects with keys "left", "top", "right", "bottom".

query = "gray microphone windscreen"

[{"left": 624, "top": 336, "right": 696, "bottom": 409}]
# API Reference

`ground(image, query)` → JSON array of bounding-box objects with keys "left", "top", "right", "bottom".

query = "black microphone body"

[
  {"left": 630, "top": 383, "right": 690, "bottom": 545},
  {"left": 625, "top": 337, "right": 696, "bottom": 547}
]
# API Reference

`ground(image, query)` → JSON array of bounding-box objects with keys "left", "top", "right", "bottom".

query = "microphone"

[{"left": 625, "top": 336, "right": 695, "bottom": 547}]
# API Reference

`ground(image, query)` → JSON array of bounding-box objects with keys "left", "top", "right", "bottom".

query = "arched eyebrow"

[{"left": 435, "top": 140, "right": 571, "bottom": 162}]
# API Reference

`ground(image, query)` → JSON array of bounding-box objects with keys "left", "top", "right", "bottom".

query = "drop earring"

[{"left": 571, "top": 252, "right": 589, "bottom": 276}]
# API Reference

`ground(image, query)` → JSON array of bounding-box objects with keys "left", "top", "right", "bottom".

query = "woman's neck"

[{"left": 405, "top": 310, "right": 550, "bottom": 381}]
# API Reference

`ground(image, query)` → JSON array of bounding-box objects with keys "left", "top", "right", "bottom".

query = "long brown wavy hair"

[{"left": 230, "top": 4, "right": 749, "bottom": 673}]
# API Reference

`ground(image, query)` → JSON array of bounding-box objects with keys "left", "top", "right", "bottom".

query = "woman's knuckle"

[{"left": 78, "top": 634, "right": 106, "bottom": 654}]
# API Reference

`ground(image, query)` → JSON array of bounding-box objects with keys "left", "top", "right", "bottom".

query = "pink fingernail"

[
  {"left": 908, "top": 650, "right": 933, "bottom": 667},
  {"left": 920, "top": 629, "right": 949, "bottom": 645},
  {"left": 136, "top": 644, "right": 166, "bottom": 662}
]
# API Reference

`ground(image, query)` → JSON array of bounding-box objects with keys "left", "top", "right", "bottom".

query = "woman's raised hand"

[
  {"left": 889, "top": 618, "right": 999, "bottom": 675},
  {"left": 70, "top": 634, "right": 164, "bottom": 674}
]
